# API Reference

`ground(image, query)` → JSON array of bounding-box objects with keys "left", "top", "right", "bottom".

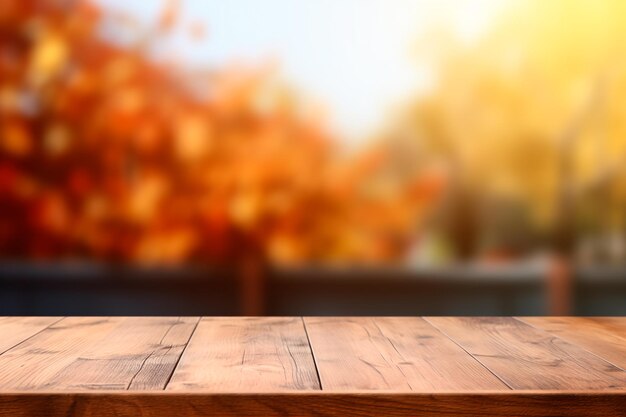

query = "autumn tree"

[{"left": 402, "top": 0, "right": 626, "bottom": 259}]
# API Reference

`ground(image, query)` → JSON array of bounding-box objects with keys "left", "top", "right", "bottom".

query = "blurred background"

[{"left": 1, "top": 0, "right": 625, "bottom": 315}]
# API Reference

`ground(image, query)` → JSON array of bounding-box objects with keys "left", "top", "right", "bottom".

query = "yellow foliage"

[{"left": 412, "top": 0, "right": 626, "bottom": 229}]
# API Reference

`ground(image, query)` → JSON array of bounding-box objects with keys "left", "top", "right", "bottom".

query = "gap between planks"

[
  {"left": 0, "top": 317, "right": 66, "bottom": 357},
  {"left": 301, "top": 317, "right": 323, "bottom": 391},
  {"left": 0, "top": 317, "right": 200, "bottom": 391},
  {"left": 3, "top": 317, "right": 626, "bottom": 393},
  {"left": 421, "top": 317, "right": 514, "bottom": 390},
  {"left": 425, "top": 317, "right": 626, "bottom": 390},
  {"left": 304, "top": 317, "right": 511, "bottom": 391},
  {"left": 166, "top": 317, "right": 509, "bottom": 392},
  {"left": 160, "top": 318, "right": 201, "bottom": 391},
  {"left": 515, "top": 317, "right": 626, "bottom": 373},
  {"left": 165, "top": 317, "right": 321, "bottom": 391}
]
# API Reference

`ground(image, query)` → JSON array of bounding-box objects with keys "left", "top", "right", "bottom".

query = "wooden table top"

[{"left": 0, "top": 317, "right": 625, "bottom": 416}]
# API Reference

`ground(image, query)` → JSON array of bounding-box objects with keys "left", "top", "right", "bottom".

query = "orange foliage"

[{"left": 0, "top": 0, "right": 445, "bottom": 266}]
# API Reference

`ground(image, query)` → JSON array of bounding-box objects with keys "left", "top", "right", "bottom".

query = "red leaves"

[{"left": 0, "top": 0, "right": 445, "bottom": 265}]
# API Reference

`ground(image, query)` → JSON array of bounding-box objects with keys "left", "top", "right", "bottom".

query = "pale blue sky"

[{"left": 94, "top": 0, "right": 506, "bottom": 145}]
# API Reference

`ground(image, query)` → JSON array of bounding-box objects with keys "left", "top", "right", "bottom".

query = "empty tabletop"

[{"left": 0, "top": 317, "right": 625, "bottom": 416}]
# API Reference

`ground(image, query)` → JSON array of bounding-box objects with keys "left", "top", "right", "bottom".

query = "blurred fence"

[{"left": 1, "top": 261, "right": 624, "bottom": 315}]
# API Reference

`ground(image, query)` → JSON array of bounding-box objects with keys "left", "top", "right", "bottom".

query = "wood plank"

[
  {"left": 426, "top": 317, "right": 626, "bottom": 390},
  {"left": 0, "top": 317, "right": 198, "bottom": 390},
  {"left": 1, "top": 392, "right": 625, "bottom": 417},
  {"left": 126, "top": 317, "right": 199, "bottom": 390},
  {"left": 166, "top": 317, "right": 319, "bottom": 391},
  {"left": 303, "top": 317, "right": 507, "bottom": 391},
  {"left": 0, "top": 317, "right": 62, "bottom": 354},
  {"left": 520, "top": 317, "right": 626, "bottom": 371}
]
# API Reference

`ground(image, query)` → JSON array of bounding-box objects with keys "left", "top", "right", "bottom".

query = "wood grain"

[
  {"left": 520, "top": 317, "right": 626, "bottom": 371},
  {"left": 1, "top": 316, "right": 626, "bottom": 416},
  {"left": 1, "top": 392, "right": 625, "bottom": 417},
  {"left": 166, "top": 317, "right": 319, "bottom": 391},
  {"left": 0, "top": 317, "right": 198, "bottom": 390},
  {"left": 426, "top": 317, "right": 626, "bottom": 390},
  {"left": 0, "top": 317, "right": 62, "bottom": 354},
  {"left": 303, "top": 317, "right": 507, "bottom": 391}
]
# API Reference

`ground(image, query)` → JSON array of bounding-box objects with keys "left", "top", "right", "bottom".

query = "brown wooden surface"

[
  {"left": 426, "top": 317, "right": 626, "bottom": 390},
  {"left": 304, "top": 317, "right": 507, "bottom": 390},
  {"left": 0, "top": 317, "right": 62, "bottom": 355},
  {"left": 520, "top": 317, "right": 626, "bottom": 371},
  {"left": 1, "top": 316, "right": 626, "bottom": 416},
  {"left": 1, "top": 392, "right": 625, "bottom": 417},
  {"left": 166, "top": 317, "right": 319, "bottom": 391},
  {"left": 0, "top": 317, "right": 197, "bottom": 390}
]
